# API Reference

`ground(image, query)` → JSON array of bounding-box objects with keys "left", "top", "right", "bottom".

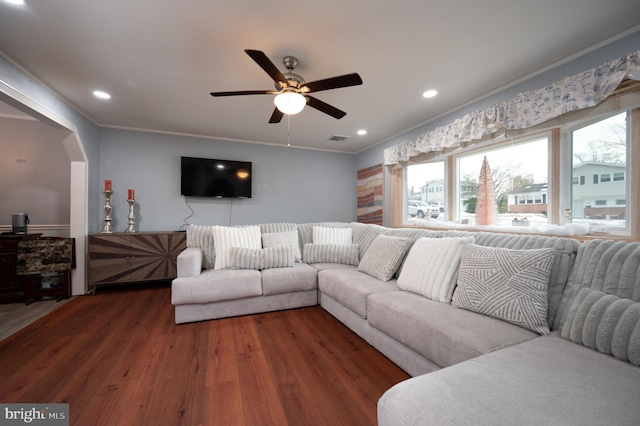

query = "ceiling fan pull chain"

[{"left": 287, "top": 114, "right": 291, "bottom": 147}]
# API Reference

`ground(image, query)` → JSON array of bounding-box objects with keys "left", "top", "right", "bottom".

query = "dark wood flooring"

[{"left": 0, "top": 283, "right": 409, "bottom": 425}]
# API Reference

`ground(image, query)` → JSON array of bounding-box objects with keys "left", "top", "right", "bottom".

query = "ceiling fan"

[{"left": 210, "top": 49, "right": 363, "bottom": 123}]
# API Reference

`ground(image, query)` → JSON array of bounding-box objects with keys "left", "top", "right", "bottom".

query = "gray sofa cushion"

[
  {"left": 367, "top": 291, "right": 537, "bottom": 368},
  {"left": 310, "top": 263, "right": 356, "bottom": 272},
  {"left": 186, "top": 224, "right": 215, "bottom": 269},
  {"left": 378, "top": 333, "right": 640, "bottom": 426},
  {"left": 556, "top": 240, "right": 640, "bottom": 331},
  {"left": 261, "top": 263, "right": 318, "bottom": 296},
  {"left": 171, "top": 268, "right": 262, "bottom": 305},
  {"left": 261, "top": 229, "right": 302, "bottom": 262},
  {"left": 442, "top": 230, "right": 580, "bottom": 330},
  {"left": 230, "top": 246, "right": 296, "bottom": 270},
  {"left": 562, "top": 287, "right": 640, "bottom": 366},
  {"left": 349, "top": 222, "right": 389, "bottom": 259},
  {"left": 318, "top": 268, "right": 400, "bottom": 319},
  {"left": 303, "top": 243, "right": 360, "bottom": 266}
]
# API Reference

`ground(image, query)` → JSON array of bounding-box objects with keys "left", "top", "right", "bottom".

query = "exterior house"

[
  {"left": 507, "top": 183, "right": 548, "bottom": 214},
  {"left": 408, "top": 179, "right": 445, "bottom": 204},
  {"left": 571, "top": 162, "right": 626, "bottom": 220}
]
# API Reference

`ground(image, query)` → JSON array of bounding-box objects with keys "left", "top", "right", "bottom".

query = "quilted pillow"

[
  {"left": 312, "top": 226, "right": 352, "bottom": 245},
  {"left": 303, "top": 243, "right": 359, "bottom": 266},
  {"left": 358, "top": 235, "right": 412, "bottom": 281},
  {"left": 452, "top": 243, "right": 555, "bottom": 334},
  {"left": 561, "top": 288, "right": 640, "bottom": 366},
  {"left": 262, "top": 230, "right": 301, "bottom": 262},
  {"left": 230, "top": 246, "right": 295, "bottom": 270},
  {"left": 397, "top": 237, "right": 474, "bottom": 302},
  {"left": 211, "top": 225, "right": 261, "bottom": 270}
]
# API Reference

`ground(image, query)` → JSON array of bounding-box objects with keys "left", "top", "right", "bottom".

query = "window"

[
  {"left": 406, "top": 161, "right": 445, "bottom": 222},
  {"left": 394, "top": 99, "right": 640, "bottom": 239},
  {"left": 570, "top": 111, "right": 628, "bottom": 233},
  {"left": 456, "top": 137, "right": 548, "bottom": 227}
]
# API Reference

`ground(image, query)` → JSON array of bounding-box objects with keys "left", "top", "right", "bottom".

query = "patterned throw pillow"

[
  {"left": 397, "top": 237, "right": 474, "bottom": 302},
  {"left": 262, "top": 230, "right": 301, "bottom": 262},
  {"left": 358, "top": 235, "right": 412, "bottom": 282},
  {"left": 312, "top": 226, "right": 352, "bottom": 245},
  {"left": 561, "top": 288, "right": 640, "bottom": 366},
  {"left": 303, "top": 243, "right": 359, "bottom": 266},
  {"left": 211, "top": 225, "right": 261, "bottom": 270},
  {"left": 452, "top": 243, "right": 555, "bottom": 334}
]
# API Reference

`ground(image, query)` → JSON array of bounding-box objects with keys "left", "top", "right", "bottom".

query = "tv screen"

[{"left": 181, "top": 156, "right": 252, "bottom": 198}]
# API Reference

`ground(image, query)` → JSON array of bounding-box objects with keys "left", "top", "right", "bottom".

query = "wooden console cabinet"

[
  {"left": 0, "top": 233, "right": 42, "bottom": 303},
  {"left": 88, "top": 232, "right": 186, "bottom": 292}
]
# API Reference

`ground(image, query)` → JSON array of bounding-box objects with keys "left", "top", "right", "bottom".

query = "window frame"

[{"left": 391, "top": 99, "right": 640, "bottom": 241}]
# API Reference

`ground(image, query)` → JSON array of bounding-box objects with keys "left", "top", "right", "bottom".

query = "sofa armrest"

[{"left": 177, "top": 247, "right": 204, "bottom": 278}]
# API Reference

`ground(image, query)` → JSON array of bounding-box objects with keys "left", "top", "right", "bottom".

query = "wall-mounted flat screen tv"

[{"left": 181, "top": 156, "right": 252, "bottom": 198}]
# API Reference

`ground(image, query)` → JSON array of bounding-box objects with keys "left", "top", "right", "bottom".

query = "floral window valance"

[{"left": 384, "top": 50, "right": 640, "bottom": 166}]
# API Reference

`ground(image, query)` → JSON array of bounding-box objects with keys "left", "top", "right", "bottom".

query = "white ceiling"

[{"left": 1, "top": 0, "right": 639, "bottom": 153}]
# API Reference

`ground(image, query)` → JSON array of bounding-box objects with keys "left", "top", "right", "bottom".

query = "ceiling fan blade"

[
  {"left": 269, "top": 107, "right": 284, "bottom": 124},
  {"left": 210, "top": 90, "right": 277, "bottom": 97},
  {"left": 245, "top": 49, "right": 288, "bottom": 88},
  {"left": 306, "top": 96, "right": 347, "bottom": 119},
  {"left": 302, "top": 73, "right": 363, "bottom": 93}
]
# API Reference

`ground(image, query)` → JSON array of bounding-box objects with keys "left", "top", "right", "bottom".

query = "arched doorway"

[{"left": 0, "top": 84, "right": 88, "bottom": 295}]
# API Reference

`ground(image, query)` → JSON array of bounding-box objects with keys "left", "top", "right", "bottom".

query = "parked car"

[
  {"left": 408, "top": 200, "right": 438, "bottom": 218},
  {"left": 429, "top": 201, "right": 445, "bottom": 213}
]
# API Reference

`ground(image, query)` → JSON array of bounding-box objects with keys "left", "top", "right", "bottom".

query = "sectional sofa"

[{"left": 171, "top": 221, "right": 640, "bottom": 425}]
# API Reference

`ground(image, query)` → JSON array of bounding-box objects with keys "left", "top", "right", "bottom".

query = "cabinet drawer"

[{"left": 0, "top": 239, "right": 18, "bottom": 253}]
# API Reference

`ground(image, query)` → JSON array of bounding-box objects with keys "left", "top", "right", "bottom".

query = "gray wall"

[
  {"left": 0, "top": 117, "right": 70, "bottom": 226},
  {"left": 356, "top": 30, "right": 640, "bottom": 227},
  {"left": 99, "top": 128, "right": 357, "bottom": 231}
]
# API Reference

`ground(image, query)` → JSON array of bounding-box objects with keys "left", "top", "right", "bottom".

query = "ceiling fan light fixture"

[{"left": 274, "top": 92, "right": 306, "bottom": 115}]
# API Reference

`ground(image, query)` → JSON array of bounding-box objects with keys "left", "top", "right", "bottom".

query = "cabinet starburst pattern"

[{"left": 89, "top": 232, "right": 186, "bottom": 288}]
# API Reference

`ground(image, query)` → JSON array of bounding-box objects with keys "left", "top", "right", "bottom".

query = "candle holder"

[
  {"left": 100, "top": 189, "right": 113, "bottom": 233},
  {"left": 124, "top": 198, "right": 136, "bottom": 233}
]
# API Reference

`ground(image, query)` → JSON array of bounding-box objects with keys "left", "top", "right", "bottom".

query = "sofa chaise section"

[
  {"left": 378, "top": 333, "right": 640, "bottom": 426},
  {"left": 378, "top": 238, "right": 640, "bottom": 425}
]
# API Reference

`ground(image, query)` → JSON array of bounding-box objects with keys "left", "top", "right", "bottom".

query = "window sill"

[{"left": 398, "top": 219, "right": 637, "bottom": 242}]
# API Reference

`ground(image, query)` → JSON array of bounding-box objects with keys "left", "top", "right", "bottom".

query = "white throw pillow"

[
  {"left": 211, "top": 225, "right": 261, "bottom": 270},
  {"left": 397, "top": 237, "right": 474, "bottom": 302},
  {"left": 312, "top": 226, "right": 352, "bottom": 245},
  {"left": 262, "top": 230, "right": 301, "bottom": 262}
]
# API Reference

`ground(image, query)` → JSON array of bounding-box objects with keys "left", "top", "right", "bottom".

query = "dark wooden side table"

[{"left": 0, "top": 233, "right": 42, "bottom": 304}]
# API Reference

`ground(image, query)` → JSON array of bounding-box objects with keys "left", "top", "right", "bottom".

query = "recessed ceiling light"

[
  {"left": 93, "top": 90, "right": 111, "bottom": 100},
  {"left": 5, "top": 0, "right": 27, "bottom": 5},
  {"left": 422, "top": 89, "right": 438, "bottom": 98},
  {"left": 357, "top": 129, "right": 367, "bottom": 136}
]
